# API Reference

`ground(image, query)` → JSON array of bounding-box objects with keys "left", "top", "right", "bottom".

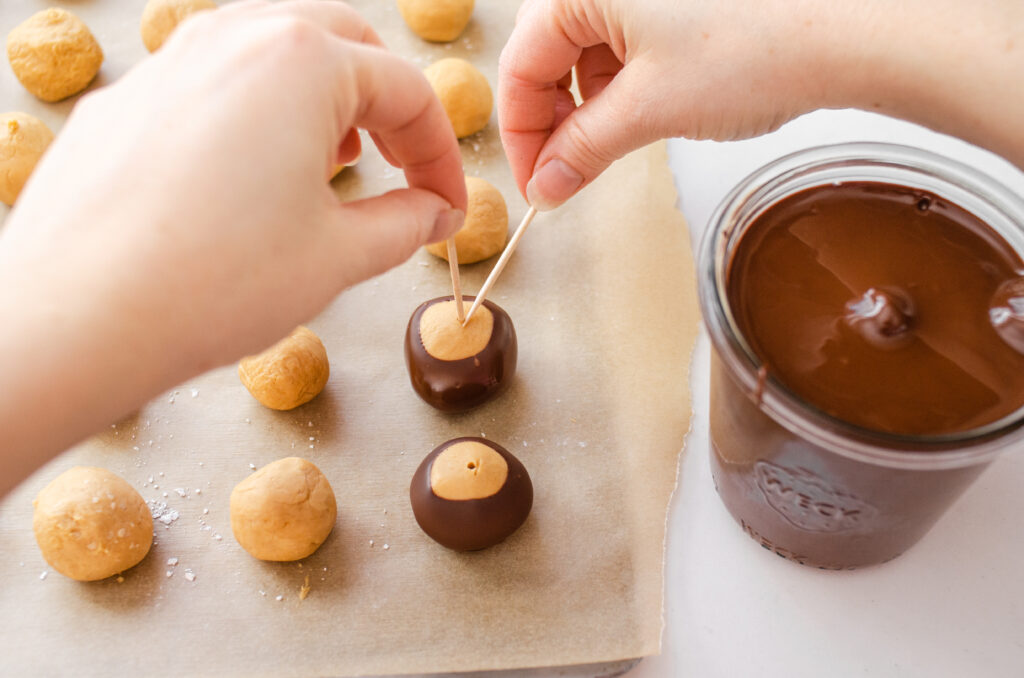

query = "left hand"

[{"left": 0, "top": 0, "right": 466, "bottom": 492}]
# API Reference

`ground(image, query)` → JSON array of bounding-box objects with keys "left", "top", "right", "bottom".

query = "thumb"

[
  {"left": 324, "top": 187, "right": 464, "bottom": 288},
  {"left": 526, "top": 65, "right": 658, "bottom": 211}
]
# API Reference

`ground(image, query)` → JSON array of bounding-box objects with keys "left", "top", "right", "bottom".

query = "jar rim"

[{"left": 698, "top": 142, "right": 1024, "bottom": 470}]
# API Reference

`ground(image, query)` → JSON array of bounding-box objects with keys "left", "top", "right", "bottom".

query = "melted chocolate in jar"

[
  {"left": 730, "top": 182, "right": 1024, "bottom": 434},
  {"left": 712, "top": 182, "right": 1024, "bottom": 568}
]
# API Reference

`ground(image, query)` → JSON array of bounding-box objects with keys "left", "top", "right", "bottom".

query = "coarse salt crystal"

[
  {"left": 167, "top": 558, "right": 179, "bottom": 566},
  {"left": 383, "top": 544, "right": 390, "bottom": 551},
  {"left": 39, "top": 572, "right": 47, "bottom": 580},
  {"left": 276, "top": 595, "right": 283, "bottom": 602},
  {"left": 249, "top": 463, "right": 256, "bottom": 470},
  {"left": 166, "top": 571, "right": 174, "bottom": 578},
  {"left": 184, "top": 570, "right": 196, "bottom": 582},
  {"left": 191, "top": 388, "right": 199, "bottom": 398}
]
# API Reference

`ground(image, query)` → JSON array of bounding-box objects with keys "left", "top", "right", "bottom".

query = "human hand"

[
  {"left": 499, "top": 0, "right": 845, "bottom": 209},
  {"left": 0, "top": 0, "right": 466, "bottom": 488},
  {"left": 2, "top": 0, "right": 466, "bottom": 365}
]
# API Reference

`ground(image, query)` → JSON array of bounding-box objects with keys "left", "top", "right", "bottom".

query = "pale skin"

[
  {"left": 3, "top": 0, "right": 1024, "bottom": 494},
  {"left": 500, "top": 0, "right": 1024, "bottom": 209},
  {"left": 0, "top": 1, "right": 467, "bottom": 494}
]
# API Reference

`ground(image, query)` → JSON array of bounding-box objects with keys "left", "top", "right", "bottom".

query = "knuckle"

[{"left": 561, "top": 115, "right": 615, "bottom": 172}]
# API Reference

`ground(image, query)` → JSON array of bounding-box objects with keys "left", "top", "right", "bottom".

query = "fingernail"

[
  {"left": 526, "top": 158, "right": 584, "bottom": 211},
  {"left": 429, "top": 208, "right": 464, "bottom": 243}
]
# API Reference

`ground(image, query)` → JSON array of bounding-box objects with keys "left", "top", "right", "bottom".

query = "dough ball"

[
  {"left": 410, "top": 437, "right": 533, "bottom": 551},
  {"left": 397, "top": 0, "right": 474, "bottom": 42},
  {"left": 6, "top": 9, "right": 104, "bottom": 102},
  {"left": 424, "top": 58, "right": 492, "bottom": 139},
  {"left": 140, "top": 0, "right": 217, "bottom": 53},
  {"left": 405, "top": 296, "right": 517, "bottom": 412},
  {"left": 230, "top": 457, "right": 337, "bottom": 561},
  {"left": 33, "top": 467, "right": 153, "bottom": 581},
  {"left": 425, "top": 176, "right": 507, "bottom": 263},
  {"left": 238, "top": 326, "right": 329, "bottom": 410},
  {"left": 0, "top": 112, "right": 54, "bottom": 206}
]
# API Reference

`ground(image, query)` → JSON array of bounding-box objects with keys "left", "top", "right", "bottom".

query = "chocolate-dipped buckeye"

[
  {"left": 404, "top": 296, "right": 517, "bottom": 412},
  {"left": 410, "top": 437, "right": 533, "bottom": 551}
]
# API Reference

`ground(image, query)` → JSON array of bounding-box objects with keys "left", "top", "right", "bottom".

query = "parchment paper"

[{"left": 0, "top": 1, "right": 699, "bottom": 675}]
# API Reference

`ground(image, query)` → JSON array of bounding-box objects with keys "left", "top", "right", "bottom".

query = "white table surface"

[{"left": 631, "top": 110, "right": 1024, "bottom": 678}]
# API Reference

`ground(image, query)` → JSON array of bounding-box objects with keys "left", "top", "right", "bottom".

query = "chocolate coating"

[
  {"left": 990, "top": 277, "right": 1024, "bottom": 354},
  {"left": 844, "top": 286, "right": 915, "bottom": 350},
  {"left": 410, "top": 437, "right": 533, "bottom": 551},
  {"left": 404, "top": 296, "right": 517, "bottom": 412},
  {"left": 728, "top": 181, "right": 1024, "bottom": 435}
]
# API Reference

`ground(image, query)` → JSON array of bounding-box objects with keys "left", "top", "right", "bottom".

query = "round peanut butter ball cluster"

[
  {"left": 33, "top": 467, "right": 153, "bottom": 581},
  {"left": 6, "top": 8, "right": 103, "bottom": 102},
  {"left": 410, "top": 437, "right": 533, "bottom": 551},
  {"left": 238, "top": 326, "right": 330, "bottom": 410},
  {"left": 405, "top": 296, "right": 518, "bottom": 412},
  {"left": 230, "top": 457, "right": 337, "bottom": 561},
  {"left": 140, "top": 0, "right": 218, "bottom": 53},
  {"left": 0, "top": 112, "right": 53, "bottom": 206},
  {"left": 424, "top": 57, "right": 492, "bottom": 139},
  {"left": 397, "top": 0, "right": 474, "bottom": 42},
  {"left": 426, "top": 176, "right": 508, "bottom": 264}
]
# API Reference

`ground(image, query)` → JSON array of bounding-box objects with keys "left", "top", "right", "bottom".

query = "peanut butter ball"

[
  {"left": 238, "top": 326, "right": 329, "bottom": 410},
  {"left": 425, "top": 176, "right": 507, "bottom": 264},
  {"left": 411, "top": 437, "right": 533, "bottom": 551},
  {"left": 33, "top": 467, "right": 153, "bottom": 581},
  {"left": 0, "top": 112, "right": 54, "bottom": 206},
  {"left": 7, "top": 9, "right": 104, "bottom": 102},
  {"left": 405, "top": 296, "right": 517, "bottom": 412},
  {"left": 424, "top": 58, "right": 492, "bottom": 139},
  {"left": 140, "top": 0, "right": 217, "bottom": 53},
  {"left": 397, "top": 0, "right": 474, "bottom": 43},
  {"left": 230, "top": 457, "right": 337, "bottom": 561}
]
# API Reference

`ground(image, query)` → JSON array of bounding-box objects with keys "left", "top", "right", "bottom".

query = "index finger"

[
  {"left": 498, "top": 1, "right": 594, "bottom": 195},
  {"left": 332, "top": 41, "right": 467, "bottom": 212}
]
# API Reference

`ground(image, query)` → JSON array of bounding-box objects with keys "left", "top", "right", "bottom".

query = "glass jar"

[{"left": 698, "top": 142, "right": 1024, "bottom": 569}]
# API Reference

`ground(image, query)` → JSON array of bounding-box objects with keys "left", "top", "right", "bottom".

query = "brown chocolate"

[
  {"left": 728, "top": 181, "right": 1024, "bottom": 435},
  {"left": 404, "top": 296, "right": 517, "bottom": 412},
  {"left": 410, "top": 437, "right": 533, "bottom": 551}
]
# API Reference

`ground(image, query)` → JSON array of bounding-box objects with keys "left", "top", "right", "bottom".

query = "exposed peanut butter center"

[
  {"left": 419, "top": 300, "right": 493, "bottom": 361},
  {"left": 430, "top": 441, "right": 508, "bottom": 501}
]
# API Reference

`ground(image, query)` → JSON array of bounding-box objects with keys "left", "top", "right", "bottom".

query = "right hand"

[{"left": 498, "top": 0, "right": 845, "bottom": 210}]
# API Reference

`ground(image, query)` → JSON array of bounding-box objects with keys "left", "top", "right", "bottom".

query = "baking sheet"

[{"left": 0, "top": 1, "right": 699, "bottom": 675}]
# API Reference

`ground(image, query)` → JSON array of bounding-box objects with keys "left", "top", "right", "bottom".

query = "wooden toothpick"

[
  {"left": 446, "top": 238, "right": 465, "bottom": 323},
  {"left": 463, "top": 206, "right": 538, "bottom": 326}
]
